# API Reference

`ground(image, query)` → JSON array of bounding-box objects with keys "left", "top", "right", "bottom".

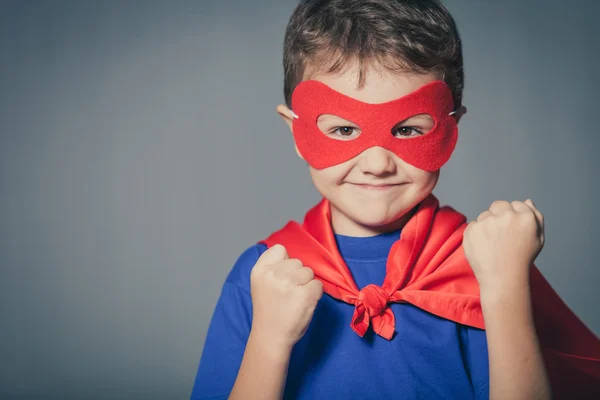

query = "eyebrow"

[
  {"left": 316, "top": 113, "right": 434, "bottom": 125},
  {"left": 397, "top": 114, "right": 434, "bottom": 123},
  {"left": 316, "top": 114, "right": 357, "bottom": 123},
  {"left": 404, "top": 114, "right": 433, "bottom": 120}
]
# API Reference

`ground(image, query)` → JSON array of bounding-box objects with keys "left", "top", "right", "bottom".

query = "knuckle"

[
  {"left": 313, "top": 279, "right": 323, "bottom": 293},
  {"left": 252, "top": 261, "right": 268, "bottom": 276},
  {"left": 275, "top": 243, "right": 288, "bottom": 253},
  {"left": 265, "top": 266, "right": 278, "bottom": 281},
  {"left": 271, "top": 244, "right": 287, "bottom": 259},
  {"left": 500, "top": 209, "right": 515, "bottom": 219},
  {"left": 270, "top": 243, "right": 283, "bottom": 252},
  {"left": 279, "top": 268, "right": 297, "bottom": 285},
  {"left": 477, "top": 211, "right": 492, "bottom": 222},
  {"left": 490, "top": 200, "right": 508, "bottom": 208},
  {"left": 278, "top": 271, "right": 293, "bottom": 284},
  {"left": 303, "top": 267, "right": 315, "bottom": 280},
  {"left": 297, "top": 286, "right": 311, "bottom": 302},
  {"left": 519, "top": 210, "right": 536, "bottom": 222}
]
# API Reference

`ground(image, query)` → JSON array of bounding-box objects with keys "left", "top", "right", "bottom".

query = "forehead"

[{"left": 305, "top": 63, "right": 440, "bottom": 105}]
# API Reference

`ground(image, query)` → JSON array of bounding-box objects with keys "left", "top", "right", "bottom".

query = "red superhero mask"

[{"left": 291, "top": 80, "right": 458, "bottom": 171}]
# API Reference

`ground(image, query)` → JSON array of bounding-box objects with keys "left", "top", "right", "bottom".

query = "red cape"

[{"left": 260, "top": 195, "right": 600, "bottom": 398}]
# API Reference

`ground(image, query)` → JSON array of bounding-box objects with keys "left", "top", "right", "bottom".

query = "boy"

[{"left": 191, "top": 1, "right": 600, "bottom": 398}]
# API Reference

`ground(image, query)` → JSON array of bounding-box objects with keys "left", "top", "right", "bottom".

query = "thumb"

[
  {"left": 256, "top": 243, "right": 289, "bottom": 266},
  {"left": 524, "top": 199, "right": 545, "bottom": 243}
]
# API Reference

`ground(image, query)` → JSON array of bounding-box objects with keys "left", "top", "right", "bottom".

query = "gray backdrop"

[{"left": 1, "top": 1, "right": 598, "bottom": 399}]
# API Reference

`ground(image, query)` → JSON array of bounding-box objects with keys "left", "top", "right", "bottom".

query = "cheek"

[
  {"left": 401, "top": 161, "right": 440, "bottom": 187},
  {"left": 416, "top": 170, "right": 440, "bottom": 191},
  {"left": 309, "top": 163, "right": 351, "bottom": 187},
  {"left": 308, "top": 168, "right": 330, "bottom": 194}
]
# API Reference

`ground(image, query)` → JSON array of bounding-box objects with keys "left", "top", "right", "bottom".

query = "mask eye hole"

[
  {"left": 391, "top": 113, "right": 434, "bottom": 139},
  {"left": 317, "top": 114, "right": 361, "bottom": 141}
]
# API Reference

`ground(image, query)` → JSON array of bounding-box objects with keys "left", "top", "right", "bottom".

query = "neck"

[{"left": 330, "top": 204, "right": 416, "bottom": 237}]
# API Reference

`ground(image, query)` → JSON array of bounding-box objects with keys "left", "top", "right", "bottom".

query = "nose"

[{"left": 357, "top": 146, "right": 396, "bottom": 176}]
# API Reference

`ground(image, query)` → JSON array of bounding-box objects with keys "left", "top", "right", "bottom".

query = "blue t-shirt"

[{"left": 191, "top": 230, "right": 490, "bottom": 399}]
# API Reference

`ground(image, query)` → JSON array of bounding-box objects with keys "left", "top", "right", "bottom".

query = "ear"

[
  {"left": 276, "top": 104, "right": 304, "bottom": 160},
  {"left": 452, "top": 105, "right": 467, "bottom": 124},
  {"left": 276, "top": 104, "right": 294, "bottom": 130}
]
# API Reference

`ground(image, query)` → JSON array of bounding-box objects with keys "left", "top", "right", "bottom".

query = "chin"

[
  {"left": 344, "top": 201, "right": 409, "bottom": 228},
  {"left": 327, "top": 189, "right": 431, "bottom": 235}
]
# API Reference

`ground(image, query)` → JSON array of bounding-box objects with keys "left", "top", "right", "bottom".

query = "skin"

[
  {"left": 229, "top": 62, "right": 551, "bottom": 400},
  {"left": 463, "top": 199, "right": 551, "bottom": 399},
  {"left": 280, "top": 65, "right": 465, "bottom": 237}
]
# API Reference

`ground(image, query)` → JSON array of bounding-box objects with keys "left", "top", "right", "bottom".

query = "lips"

[{"left": 350, "top": 182, "right": 407, "bottom": 191}]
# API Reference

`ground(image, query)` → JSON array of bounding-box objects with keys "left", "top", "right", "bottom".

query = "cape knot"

[{"left": 357, "top": 284, "right": 390, "bottom": 317}]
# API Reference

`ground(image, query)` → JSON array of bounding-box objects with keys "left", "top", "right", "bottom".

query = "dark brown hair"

[{"left": 283, "top": 0, "right": 464, "bottom": 109}]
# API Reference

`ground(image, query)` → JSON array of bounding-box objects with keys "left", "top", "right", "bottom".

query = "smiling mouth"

[{"left": 351, "top": 183, "right": 407, "bottom": 190}]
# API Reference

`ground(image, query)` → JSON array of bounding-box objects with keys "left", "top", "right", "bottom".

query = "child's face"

[{"left": 277, "top": 63, "right": 465, "bottom": 237}]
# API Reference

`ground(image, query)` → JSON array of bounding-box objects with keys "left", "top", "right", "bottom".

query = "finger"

[
  {"left": 273, "top": 259, "right": 304, "bottom": 279},
  {"left": 303, "top": 279, "right": 324, "bottom": 300},
  {"left": 256, "top": 244, "right": 289, "bottom": 267},
  {"left": 289, "top": 266, "right": 315, "bottom": 286},
  {"left": 525, "top": 199, "right": 545, "bottom": 243},
  {"left": 525, "top": 198, "right": 536, "bottom": 208},
  {"left": 519, "top": 199, "right": 543, "bottom": 228},
  {"left": 510, "top": 200, "right": 532, "bottom": 214},
  {"left": 525, "top": 199, "right": 544, "bottom": 224},
  {"left": 488, "top": 200, "right": 513, "bottom": 215},
  {"left": 277, "top": 258, "right": 304, "bottom": 271},
  {"left": 477, "top": 210, "right": 494, "bottom": 222},
  {"left": 513, "top": 200, "right": 544, "bottom": 242}
]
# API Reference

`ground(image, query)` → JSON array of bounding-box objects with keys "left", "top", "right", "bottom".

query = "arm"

[
  {"left": 190, "top": 246, "right": 267, "bottom": 399},
  {"left": 191, "top": 244, "right": 322, "bottom": 400},
  {"left": 230, "top": 244, "right": 322, "bottom": 400},
  {"left": 229, "top": 332, "right": 292, "bottom": 399},
  {"left": 480, "top": 276, "right": 551, "bottom": 400},
  {"left": 192, "top": 292, "right": 292, "bottom": 400},
  {"left": 463, "top": 199, "right": 551, "bottom": 400}
]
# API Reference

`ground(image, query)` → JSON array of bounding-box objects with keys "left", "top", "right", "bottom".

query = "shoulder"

[{"left": 224, "top": 243, "right": 269, "bottom": 293}]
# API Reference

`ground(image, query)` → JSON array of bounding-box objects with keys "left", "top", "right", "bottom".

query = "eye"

[
  {"left": 391, "top": 114, "right": 434, "bottom": 139},
  {"left": 317, "top": 114, "right": 361, "bottom": 141},
  {"left": 392, "top": 126, "right": 424, "bottom": 138},
  {"left": 326, "top": 126, "right": 361, "bottom": 140},
  {"left": 334, "top": 127, "right": 356, "bottom": 136}
]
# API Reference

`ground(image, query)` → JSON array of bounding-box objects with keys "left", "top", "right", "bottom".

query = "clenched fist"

[
  {"left": 463, "top": 199, "right": 545, "bottom": 293},
  {"left": 249, "top": 244, "right": 323, "bottom": 350}
]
